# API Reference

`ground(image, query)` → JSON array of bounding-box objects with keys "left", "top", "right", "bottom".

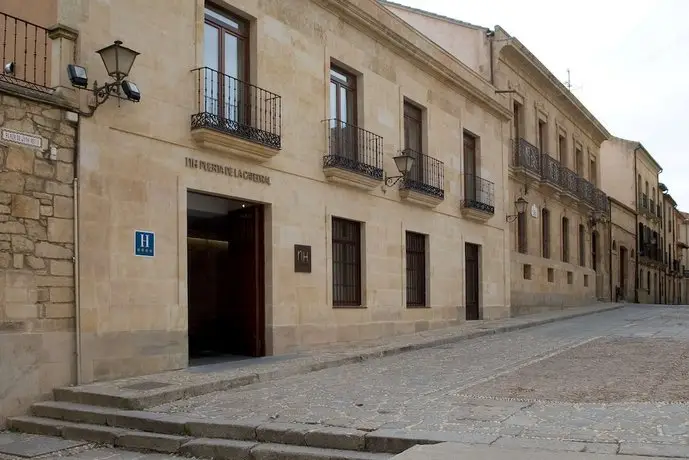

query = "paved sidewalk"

[
  {"left": 55, "top": 303, "right": 623, "bottom": 410},
  {"left": 391, "top": 443, "right": 663, "bottom": 459}
]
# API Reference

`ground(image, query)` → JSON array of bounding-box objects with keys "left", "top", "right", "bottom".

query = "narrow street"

[{"left": 2, "top": 305, "right": 689, "bottom": 459}]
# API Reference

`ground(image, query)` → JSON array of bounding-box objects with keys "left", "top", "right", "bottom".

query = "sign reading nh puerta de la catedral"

[{"left": 185, "top": 157, "right": 271, "bottom": 185}]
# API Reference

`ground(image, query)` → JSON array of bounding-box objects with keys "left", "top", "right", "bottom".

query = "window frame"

[
  {"left": 331, "top": 217, "right": 362, "bottom": 307},
  {"left": 405, "top": 231, "right": 427, "bottom": 308}
]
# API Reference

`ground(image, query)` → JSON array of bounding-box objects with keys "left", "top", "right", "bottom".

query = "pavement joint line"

[{"left": 452, "top": 335, "right": 604, "bottom": 397}]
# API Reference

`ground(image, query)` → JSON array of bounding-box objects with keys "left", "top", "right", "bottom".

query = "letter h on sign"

[{"left": 135, "top": 231, "right": 155, "bottom": 257}]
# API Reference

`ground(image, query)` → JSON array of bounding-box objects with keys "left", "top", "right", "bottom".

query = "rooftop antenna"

[{"left": 563, "top": 68, "right": 582, "bottom": 92}]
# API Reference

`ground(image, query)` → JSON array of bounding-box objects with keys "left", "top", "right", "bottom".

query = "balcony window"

[
  {"left": 191, "top": 5, "right": 281, "bottom": 156},
  {"left": 400, "top": 102, "right": 444, "bottom": 203},
  {"left": 323, "top": 64, "right": 383, "bottom": 186},
  {"left": 461, "top": 132, "right": 494, "bottom": 218}
]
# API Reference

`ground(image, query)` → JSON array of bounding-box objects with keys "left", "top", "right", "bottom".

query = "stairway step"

[{"left": 8, "top": 416, "right": 392, "bottom": 460}]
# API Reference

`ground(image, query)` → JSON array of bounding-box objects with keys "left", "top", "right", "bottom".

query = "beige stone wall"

[
  {"left": 382, "top": 4, "right": 492, "bottom": 82},
  {"left": 58, "top": 0, "right": 512, "bottom": 383},
  {"left": 0, "top": 90, "right": 76, "bottom": 427},
  {"left": 610, "top": 202, "right": 636, "bottom": 302},
  {"left": 600, "top": 139, "right": 636, "bottom": 209}
]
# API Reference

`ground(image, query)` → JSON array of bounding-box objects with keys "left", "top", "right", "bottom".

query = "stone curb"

[{"left": 52, "top": 304, "right": 625, "bottom": 411}]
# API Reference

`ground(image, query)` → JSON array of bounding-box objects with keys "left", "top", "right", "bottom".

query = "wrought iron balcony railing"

[
  {"left": 593, "top": 188, "right": 608, "bottom": 213},
  {"left": 191, "top": 67, "right": 281, "bottom": 149},
  {"left": 650, "top": 199, "right": 655, "bottom": 214},
  {"left": 640, "top": 194, "right": 648, "bottom": 210},
  {"left": 560, "top": 167, "right": 579, "bottom": 197},
  {"left": 577, "top": 177, "right": 595, "bottom": 205},
  {"left": 0, "top": 11, "right": 50, "bottom": 92},
  {"left": 512, "top": 138, "right": 540, "bottom": 176},
  {"left": 462, "top": 174, "right": 495, "bottom": 214},
  {"left": 322, "top": 119, "right": 384, "bottom": 180},
  {"left": 400, "top": 148, "right": 444, "bottom": 199},
  {"left": 540, "top": 153, "right": 561, "bottom": 188}
]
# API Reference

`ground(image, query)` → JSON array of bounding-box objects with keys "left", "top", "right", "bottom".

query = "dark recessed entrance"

[{"left": 187, "top": 191, "right": 265, "bottom": 365}]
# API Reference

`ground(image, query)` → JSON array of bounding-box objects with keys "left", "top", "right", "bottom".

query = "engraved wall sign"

[{"left": 1, "top": 128, "right": 44, "bottom": 149}]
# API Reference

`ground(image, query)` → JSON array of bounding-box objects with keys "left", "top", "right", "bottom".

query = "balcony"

[
  {"left": 577, "top": 177, "right": 595, "bottom": 210},
  {"left": 559, "top": 167, "right": 579, "bottom": 204},
  {"left": 539, "top": 153, "right": 562, "bottom": 195},
  {"left": 511, "top": 138, "right": 540, "bottom": 181},
  {"left": 639, "top": 194, "right": 648, "bottom": 211},
  {"left": 322, "top": 119, "right": 384, "bottom": 190},
  {"left": 190, "top": 67, "right": 281, "bottom": 162},
  {"left": 399, "top": 148, "right": 444, "bottom": 208},
  {"left": 460, "top": 174, "right": 495, "bottom": 222},
  {"left": 593, "top": 188, "right": 609, "bottom": 213},
  {"left": 0, "top": 11, "right": 51, "bottom": 93}
]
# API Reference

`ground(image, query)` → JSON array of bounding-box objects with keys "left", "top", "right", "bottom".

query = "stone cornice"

[
  {"left": 609, "top": 196, "right": 637, "bottom": 216},
  {"left": 495, "top": 26, "right": 611, "bottom": 145},
  {"left": 312, "top": 0, "right": 512, "bottom": 121}
]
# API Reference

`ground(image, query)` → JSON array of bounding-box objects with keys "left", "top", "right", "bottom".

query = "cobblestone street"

[
  {"left": 3, "top": 305, "right": 689, "bottom": 459},
  {"left": 148, "top": 305, "right": 689, "bottom": 455}
]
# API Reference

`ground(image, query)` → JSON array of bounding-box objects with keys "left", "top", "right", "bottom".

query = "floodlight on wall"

[
  {"left": 383, "top": 153, "right": 415, "bottom": 187},
  {"left": 66, "top": 40, "right": 141, "bottom": 116},
  {"left": 505, "top": 196, "right": 528, "bottom": 223},
  {"left": 3, "top": 62, "right": 15, "bottom": 75}
]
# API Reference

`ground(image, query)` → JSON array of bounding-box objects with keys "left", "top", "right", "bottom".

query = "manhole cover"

[{"left": 120, "top": 381, "right": 172, "bottom": 391}]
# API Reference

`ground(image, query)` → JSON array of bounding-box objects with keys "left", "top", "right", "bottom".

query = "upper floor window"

[
  {"left": 558, "top": 134, "right": 567, "bottom": 167},
  {"left": 538, "top": 119, "right": 547, "bottom": 153},
  {"left": 513, "top": 102, "right": 523, "bottom": 140},
  {"left": 575, "top": 147, "right": 583, "bottom": 176},
  {"left": 203, "top": 5, "right": 249, "bottom": 120},
  {"left": 589, "top": 157, "right": 596, "bottom": 186},
  {"left": 329, "top": 65, "right": 357, "bottom": 125}
]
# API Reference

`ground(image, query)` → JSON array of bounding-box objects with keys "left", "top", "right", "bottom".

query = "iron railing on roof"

[{"left": 0, "top": 11, "right": 51, "bottom": 92}]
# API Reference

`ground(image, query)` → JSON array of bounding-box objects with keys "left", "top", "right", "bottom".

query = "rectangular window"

[
  {"left": 579, "top": 224, "right": 586, "bottom": 266},
  {"left": 558, "top": 134, "right": 567, "bottom": 166},
  {"left": 332, "top": 217, "right": 362, "bottom": 307},
  {"left": 403, "top": 101, "right": 424, "bottom": 185},
  {"left": 513, "top": 102, "right": 522, "bottom": 139},
  {"left": 203, "top": 5, "right": 249, "bottom": 121},
  {"left": 562, "top": 217, "right": 570, "bottom": 263},
  {"left": 542, "top": 209, "right": 550, "bottom": 259},
  {"left": 538, "top": 119, "right": 547, "bottom": 153},
  {"left": 329, "top": 64, "right": 358, "bottom": 160},
  {"left": 575, "top": 147, "right": 583, "bottom": 176},
  {"left": 406, "top": 231, "right": 427, "bottom": 307},
  {"left": 517, "top": 210, "right": 527, "bottom": 254},
  {"left": 589, "top": 158, "right": 596, "bottom": 185}
]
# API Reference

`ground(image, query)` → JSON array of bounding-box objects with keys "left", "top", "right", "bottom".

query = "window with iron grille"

[
  {"left": 332, "top": 217, "right": 362, "bottom": 307},
  {"left": 579, "top": 224, "right": 586, "bottom": 266},
  {"left": 406, "top": 231, "right": 427, "bottom": 307},
  {"left": 542, "top": 209, "right": 550, "bottom": 258},
  {"left": 562, "top": 217, "right": 570, "bottom": 262},
  {"left": 517, "top": 211, "right": 527, "bottom": 254}
]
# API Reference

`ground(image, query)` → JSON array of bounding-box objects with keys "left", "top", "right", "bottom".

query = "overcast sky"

[{"left": 395, "top": 0, "right": 689, "bottom": 210}]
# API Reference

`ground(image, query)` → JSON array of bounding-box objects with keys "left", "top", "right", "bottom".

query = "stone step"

[
  {"left": 23, "top": 401, "right": 499, "bottom": 454},
  {"left": 8, "top": 416, "right": 393, "bottom": 460}
]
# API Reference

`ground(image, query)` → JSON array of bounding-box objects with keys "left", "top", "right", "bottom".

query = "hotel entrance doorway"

[{"left": 186, "top": 191, "right": 265, "bottom": 364}]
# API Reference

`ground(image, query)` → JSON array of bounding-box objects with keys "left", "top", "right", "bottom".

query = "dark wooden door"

[
  {"left": 465, "top": 243, "right": 480, "bottom": 321},
  {"left": 225, "top": 205, "right": 265, "bottom": 357}
]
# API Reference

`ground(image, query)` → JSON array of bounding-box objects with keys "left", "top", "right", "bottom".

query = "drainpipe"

[
  {"left": 73, "top": 115, "right": 82, "bottom": 385},
  {"left": 488, "top": 31, "right": 495, "bottom": 85},
  {"left": 608, "top": 197, "right": 613, "bottom": 301},
  {"left": 633, "top": 144, "right": 641, "bottom": 303}
]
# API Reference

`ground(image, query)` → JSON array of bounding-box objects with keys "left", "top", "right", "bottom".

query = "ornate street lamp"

[
  {"left": 384, "top": 153, "right": 415, "bottom": 187},
  {"left": 67, "top": 40, "right": 142, "bottom": 115},
  {"left": 506, "top": 196, "right": 528, "bottom": 223}
]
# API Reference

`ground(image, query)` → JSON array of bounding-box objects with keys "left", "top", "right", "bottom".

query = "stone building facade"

[
  {"left": 660, "top": 192, "right": 683, "bottom": 304},
  {"left": 382, "top": 2, "right": 612, "bottom": 313},
  {"left": 608, "top": 198, "right": 636, "bottom": 302},
  {"left": 32, "top": 0, "right": 516, "bottom": 385},
  {"left": 0, "top": 88, "right": 77, "bottom": 426},
  {"left": 600, "top": 137, "right": 663, "bottom": 304}
]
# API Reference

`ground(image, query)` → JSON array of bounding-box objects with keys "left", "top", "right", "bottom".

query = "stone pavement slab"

[
  {"left": 391, "top": 443, "right": 664, "bottom": 459},
  {"left": 53, "top": 303, "right": 623, "bottom": 410},
  {"left": 0, "top": 433, "right": 86, "bottom": 458}
]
